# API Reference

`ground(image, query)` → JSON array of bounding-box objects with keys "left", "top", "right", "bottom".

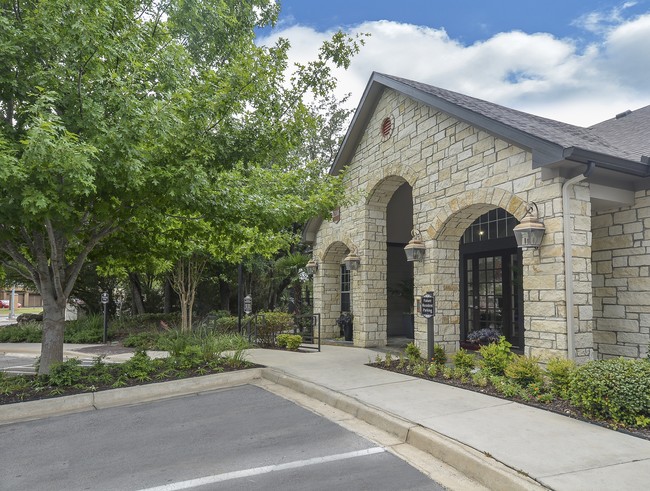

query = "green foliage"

[
  {"left": 0, "top": 323, "right": 42, "bottom": 342},
  {"left": 452, "top": 348, "right": 476, "bottom": 374},
  {"left": 431, "top": 344, "right": 447, "bottom": 367},
  {"left": 0, "top": 0, "right": 364, "bottom": 374},
  {"left": 427, "top": 363, "right": 438, "bottom": 378},
  {"left": 504, "top": 355, "right": 543, "bottom": 387},
  {"left": 471, "top": 371, "right": 489, "bottom": 387},
  {"left": 121, "top": 350, "right": 158, "bottom": 382},
  {"left": 478, "top": 337, "right": 514, "bottom": 375},
  {"left": 276, "top": 333, "right": 302, "bottom": 351},
  {"left": 489, "top": 375, "right": 525, "bottom": 398},
  {"left": 256, "top": 311, "right": 295, "bottom": 346},
  {"left": 48, "top": 359, "right": 84, "bottom": 387},
  {"left": 569, "top": 358, "right": 650, "bottom": 427},
  {"left": 64, "top": 315, "right": 104, "bottom": 343},
  {"left": 214, "top": 316, "right": 240, "bottom": 333},
  {"left": 546, "top": 357, "right": 576, "bottom": 399},
  {"left": 405, "top": 342, "right": 422, "bottom": 363},
  {"left": 384, "top": 352, "right": 393, "bottom": 368},
  {"left": 412, "top": 361, "right": 426, "bottom": 376},
  {"left": 123, "top": 332, "right": 162, "bottom": 350}
]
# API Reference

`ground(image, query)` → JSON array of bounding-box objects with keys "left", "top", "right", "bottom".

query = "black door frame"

[{"left": 460, "top": 237, "right": 524, "bottom": 350}]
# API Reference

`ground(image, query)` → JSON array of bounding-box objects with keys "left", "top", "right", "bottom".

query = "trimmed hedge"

[{"left": 569, "top": 358, "right": 650, "bottom": 427}]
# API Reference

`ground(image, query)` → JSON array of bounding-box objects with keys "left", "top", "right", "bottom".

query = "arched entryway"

[
  {"left": 387, "top": 183, "right": 414, "bottom": 340},
  {"left": 318, "top": 241, "right": 354, "bottom": 340},
  {"left": 459, "top": 209, "right": 524, "bottom": 349}
]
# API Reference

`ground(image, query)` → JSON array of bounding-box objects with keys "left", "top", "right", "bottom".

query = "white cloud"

[{"left": 257, "top": 10, "right": 650, "bottom": 126}]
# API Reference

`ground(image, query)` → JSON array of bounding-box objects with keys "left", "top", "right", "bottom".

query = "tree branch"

[{"left": 63, "top": 223, "right": 120, "bottom": 299}]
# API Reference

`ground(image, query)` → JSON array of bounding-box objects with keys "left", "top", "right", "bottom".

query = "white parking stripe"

[{"left": 136, "top": 446, "right": 386, "bottom": 491}]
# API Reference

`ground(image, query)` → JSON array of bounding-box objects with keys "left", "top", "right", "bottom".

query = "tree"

[{"left": 0, "top": 0, "right": 362, "bottom": 373}]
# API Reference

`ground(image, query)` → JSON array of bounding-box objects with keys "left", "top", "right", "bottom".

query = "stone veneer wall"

[
  {"left": 313, "top": 88, "right": 595, "bottom": 361},
  {"left": 592, "top": 189, "right": 650, "bottom": 359}
]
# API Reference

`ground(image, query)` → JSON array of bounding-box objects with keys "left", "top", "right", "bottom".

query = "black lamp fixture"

[
  {"left": 513, "top": 202, "right": 546, "bottom": 249},
  {"left": 343, "top": 246, "right": 361, "bottom": 271},
  {"left": 404, "top": 229, "right": 426, "bottom": 262}
]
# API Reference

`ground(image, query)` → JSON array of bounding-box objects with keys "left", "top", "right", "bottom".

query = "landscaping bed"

[{"left": 368, "top": 339, "right": 650, "bottom": 442}]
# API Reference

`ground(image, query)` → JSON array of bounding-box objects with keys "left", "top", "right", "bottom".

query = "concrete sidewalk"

[{"left": 1, "top": 343, "right": 649, "bottom": 490}]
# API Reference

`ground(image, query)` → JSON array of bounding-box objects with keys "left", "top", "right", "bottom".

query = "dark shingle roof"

[{"left": 382, "top": 74, "right": 648, "bottom": 163}]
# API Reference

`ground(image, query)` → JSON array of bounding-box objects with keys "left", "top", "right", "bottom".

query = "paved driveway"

[{"left": 0, "top": 385, "right": 442, "bottom": 490}]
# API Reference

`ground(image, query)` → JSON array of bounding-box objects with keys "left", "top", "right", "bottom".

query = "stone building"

[{"left": 304, "top": 72, "right": 650, "bottom": 362}]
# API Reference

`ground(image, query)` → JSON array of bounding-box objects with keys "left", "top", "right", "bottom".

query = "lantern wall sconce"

[
  {"left": 343, "top": 246, "right": 361, "bottom": 271},
  {"left": 305, "top": 257, "right": 318, "bottom": 275},
  {"left": 404, "top": 229, "right": 426, "bottom": 262},
  {"left": 513, "top": 202, "right": 546, "bottom": 249}
]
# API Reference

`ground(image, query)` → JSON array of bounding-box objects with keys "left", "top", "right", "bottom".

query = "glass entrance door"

[{"left": 463, "top": 250, "right": 522, "bottom": 348}]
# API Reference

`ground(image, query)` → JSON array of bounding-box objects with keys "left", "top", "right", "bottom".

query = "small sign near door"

[{"left": 421, "top": 292, "right": 435, "bottom": 319}]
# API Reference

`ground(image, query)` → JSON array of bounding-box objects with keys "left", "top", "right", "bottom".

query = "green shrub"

[
  {"left": 48, "top": 359, "right": 84, "bottom": 387},
  {"left": 0, "top": 323, "right": 43, "bottom": 342},
  {"left": 176, "top": 346, "right": 203, "bottom": 370},
  {"left": 478, "top": 336, "right": 514, "bottom": 375},
  {"left": 123, "top": 331, "right": 161, "bottom": 350},
  {"left": 546, "top": 357, "right": 576, "bottom": 399},
  {"left": 569, "top": 358, "right": 650, "bottom": 427},
  {"left": 384, "top": 352, "right": 393, "bottom": 368},
  {"left": 412, "top": 361, "right": 426, "bottom": 376},
  {"left": 214, "top": 316, "right": 239, "bottom": 333},
  {"left": 431, "top": 344, "right": 447, "bottom": 366},
  {"left": 471, "top": 371, "right": 489, "bottom": 387},
  {"left": 504, "top": 354, "right": 543, "bottom": 387},
  {"left": 64, "top": 315, "right": 104, "bottom": 343},
  {"left": 427, "top": 363, "right": 438, "bottom": 377},
  {"left": 277, "top": 333, "right": 302, "bottom": 351},
  {"left": 405, "top": 342, "right": 421, "bottom": 362},
  {"left": 122, "top": 349, "right": 158, "bottom": 381},
  {"left": 489, "top": 375, "right": 524, "bottom": 398},
  {"left": 256, "top": 312, "right": 295, "bottom": 345},
  {"left": 452, "top": 348, "right": 476, "bottom": 374}
]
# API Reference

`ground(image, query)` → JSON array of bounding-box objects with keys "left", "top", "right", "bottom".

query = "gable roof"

[
  {"left": 304, "top": 72, "right": 650, "bottom": 244},
  {"left": 331, "top": 72, "right": 650, "bottom": 177}
]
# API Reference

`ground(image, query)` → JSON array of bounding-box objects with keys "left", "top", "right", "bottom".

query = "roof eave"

[{"left": 563, "top": 147, "right": 650, "bottom": 177}]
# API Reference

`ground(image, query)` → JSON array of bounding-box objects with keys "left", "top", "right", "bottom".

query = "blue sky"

[{"left": 258, "top": 1, "right": 650, "bottom": 125}]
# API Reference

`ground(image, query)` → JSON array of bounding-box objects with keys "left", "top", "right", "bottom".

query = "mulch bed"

[
  {"left": 0, "top": 363, "right": 262, "bottom": 406},
  {"left": 368, "top": 361, "right": 650, "bottom": 442}
]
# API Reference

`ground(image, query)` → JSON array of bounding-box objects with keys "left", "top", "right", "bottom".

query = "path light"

[
  {"left": 404, "top": 229, "right": 426, "bottom": 262},
  {"left": 305, "top": 257, "right": 318, "bottom": 275},
  {"left": 513, "top": 202, "right": 546, "bottom": 249},
  {"left": 343, "top": 246, "right": 361, "bottom": 271}
]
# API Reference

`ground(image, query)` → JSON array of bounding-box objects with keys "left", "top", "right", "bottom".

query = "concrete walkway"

[{"left": 1, "top": 343, "right": 649, "bottom": 490}]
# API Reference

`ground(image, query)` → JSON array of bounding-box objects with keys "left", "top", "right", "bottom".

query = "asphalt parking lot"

[{"left": 0, "top": 384, "right": 443, "bottom": 490}]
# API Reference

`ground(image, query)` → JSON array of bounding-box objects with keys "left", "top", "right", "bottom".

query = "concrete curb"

[
  {"left": 0, "top": 365, "right": 544, "bottom": 490},
  {"left": 260, "top": 367, "right": 545, "bottom": 491},
  {"left": 0, "top": 368, "right": 262, "bottom": 425}
]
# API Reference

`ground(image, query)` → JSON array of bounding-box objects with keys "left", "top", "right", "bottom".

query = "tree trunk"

[
  {"left": 129, "top": 272, "right": 146, "bottom": 315},
  {"left": 39, "top": 285, "right": 67, "bottom": 375}
]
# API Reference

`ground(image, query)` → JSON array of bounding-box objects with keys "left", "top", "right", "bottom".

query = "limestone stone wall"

[
  {"left": 313, "top": 88, "right": 594, "bottom": 360},
  {"left": 592, "top": 189, "right": 650, "bottom": 359}
]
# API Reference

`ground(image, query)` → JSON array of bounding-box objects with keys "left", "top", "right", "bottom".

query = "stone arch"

[
  {"left": 315, "top": 240, "right": 354, "bottom": 340},
  {"left": 427, "top": 188, "right": 528, "bottom": 241},
  {"left": 365, "top": 165, "right": 421, "bottom": 205},
  {"left": 417, "top": 187, "right": 528, "bottom": 355}
]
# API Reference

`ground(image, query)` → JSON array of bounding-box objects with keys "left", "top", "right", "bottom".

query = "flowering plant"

[{"left": 466, "top": 328, "right": 501, "bottom": 344}]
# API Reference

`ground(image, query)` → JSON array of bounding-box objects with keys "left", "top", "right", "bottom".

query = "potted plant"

[
  {"left": 462, "top": 327, "right": 501, "bottom": 350},
  {"left": 336, "top": 312, "right": 353, "bottom": 341}
]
